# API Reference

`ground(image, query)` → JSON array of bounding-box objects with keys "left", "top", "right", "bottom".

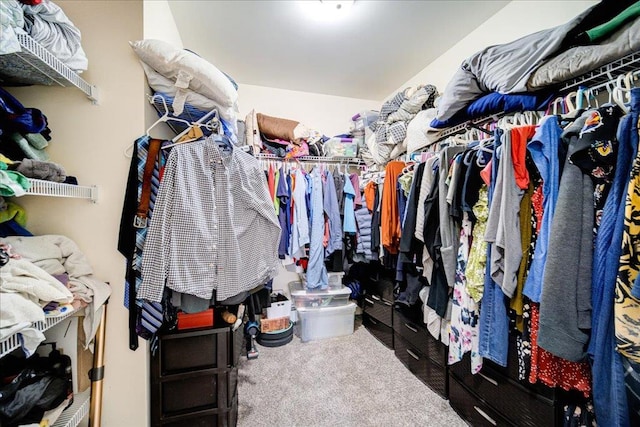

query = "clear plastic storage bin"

[
  {"left": 299, "top": 271, "right": 345, "bottom": 289},
  {"left": 296, "top": 302, "right": 356, "bottom": 342},
  {"left": 289, "top": 281, "right": 351, "bottom": 308}
]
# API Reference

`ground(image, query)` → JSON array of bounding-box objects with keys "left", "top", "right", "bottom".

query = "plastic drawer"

[
  {"left": 393, "top": 309, "right": 447, "bottom": 367},
  {"left": 449, "top": 375, "right": 513, "bottom": 427},
  {"left": 450, "top": 357, "right": 556, "bottom": 427},
  {"left": 153, "top": 368, "right": 237, "bottom": 417},
  {"left": 363, "top": 294, "right": 393, "bottom": 327},
  {"left": 363, "top": 313, "right": 393, "bottom": 349},
  {"left": 394, "top": 335, "right": 448, "bottom": 399},
  {"left": 157, "top": 396, "right": 238, "bottom": 427},
  {"left": 158, "top": 328, "right": 232, "bottom": 374}
]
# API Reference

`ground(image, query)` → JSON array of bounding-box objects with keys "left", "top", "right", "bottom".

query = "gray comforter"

[
  {"left": 435, "top": 3, "right": 600, "bottom": 123},
  {"left": 528, "top": 17, "right": 640, "bottom": 91}
]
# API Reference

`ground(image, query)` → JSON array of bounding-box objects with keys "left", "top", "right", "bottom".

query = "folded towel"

[{"left": 13, "top": 158, "right": 66, "bottom": 182}]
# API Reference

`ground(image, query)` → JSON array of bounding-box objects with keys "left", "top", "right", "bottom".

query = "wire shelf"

[
  {"left": 0, "top": 307, "right": 81, "bottom": 359},
  {"left": 0, "top": 34, "right": 98, "bottom": 103},
  {"left": 52, "top": 389, "right": 90, "bottom": 427},
  {"left": 25, "top": 179, "right": 98, "bottom": 202},
  {"left": 436, "top": 51, "right": 640, "bottom": 140}
]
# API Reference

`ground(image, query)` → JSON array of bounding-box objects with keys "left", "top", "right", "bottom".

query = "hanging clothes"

[
  {"left": 523, "top": 115, "right": 563, "bottom": 303},
  {"left": 138, "top": 137, "right": 281, "bottom": 303},
  {"left": 277, "top": 166, "right": 291, "bottom": 259},
  {"left": 381, "top": 161, "right": 406, "bottom": 254},
  {"left": 438, "top": 146, "right": 466, "bottom": 289},
  {"left": 290, "top": 168, "right": 310, "bottom": 260},
  {"left": 306, "top": 168, "right": 329, "bottom": 289},
  {"left": 343, "top": 173, "right": 357, "bottom": 235},
  {"left": 448, "top": 211, "right": 482, "bottom": 374},
  {"left": 323, "top": 169, "right": 342, "bottom": 256},
  {"left": 590, "top": 95, "right": 639, "bottom": 427},
  {"left": 616, "top": 89, "right": 640, "bottom": 361},
  {"left": 479, "top": 128, "right": 509, "bottom": 367},
  {"left": 537, "top": 113, "right": 592, "bottom": 362}
]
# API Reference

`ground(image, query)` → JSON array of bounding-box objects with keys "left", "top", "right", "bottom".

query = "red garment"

[
  {"left": 529, "top": 303, "right": 592, "bottom": 397},
  {"left": 19, "top": 0, "right": 43, "bottom": 4},
  {"left": 267, "top": 165, "right": 275, "bottom": 201},
  {"left": 510, "top": 126, "right": 537, "bottom": 190},
  {"left": 480, "top": 160, "right": 492, "bottom": 186},
  {"left": 532, "top": 186, "right": 544, "bottom": 234}
]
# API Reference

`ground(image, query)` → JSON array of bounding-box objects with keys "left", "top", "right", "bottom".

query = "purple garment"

[
  {"left": 52, "top": 273, "right": 69, "bottom": 286},
  {"left": 350, "top": 173, "right": 362, "bottom": 208}
]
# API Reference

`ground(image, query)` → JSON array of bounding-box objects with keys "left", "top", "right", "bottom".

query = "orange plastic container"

[{"left": 177, "top": 308, "right": 214, "bottom": 330}]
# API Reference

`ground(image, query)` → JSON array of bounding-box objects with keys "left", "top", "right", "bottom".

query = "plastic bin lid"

[
  {"left": 296, "top": 301, "right": 357, "bottom": 313},
  {"left": 288, "top": 281, "right": 351, "bottom": 297}
]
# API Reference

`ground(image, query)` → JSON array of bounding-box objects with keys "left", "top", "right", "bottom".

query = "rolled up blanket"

[
  {"left": 257, "top": 113, "right": 309, "bottom": 143},
  {"left": 12, "top": 158, "right": 66, "bottom": 182}
]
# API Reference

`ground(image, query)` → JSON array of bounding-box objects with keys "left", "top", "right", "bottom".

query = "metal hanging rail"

[{"left": 255, "top": 153, "right": 365, "bottom": 165}]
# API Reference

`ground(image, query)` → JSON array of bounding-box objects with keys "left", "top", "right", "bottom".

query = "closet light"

[{"left": 299, "top": 0, "right": 356, "bottom": 22}]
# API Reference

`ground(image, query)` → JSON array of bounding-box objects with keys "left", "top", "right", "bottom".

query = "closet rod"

[{"left": 255, "top": 153, "right": 365, "bottom": 165}]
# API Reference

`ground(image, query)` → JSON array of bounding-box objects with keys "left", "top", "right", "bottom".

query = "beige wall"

[
  {"left": 6, "top": 1, "right": 149, "bottom": 426},
  {"left": 393, "top": 0, "right": 599, "bottom": 97},
  {"left": 143, "top": 0, "right": 184, "bottom": 49},
  {"left": 238, "top": 83, "right": 380, "bottom": 137}
]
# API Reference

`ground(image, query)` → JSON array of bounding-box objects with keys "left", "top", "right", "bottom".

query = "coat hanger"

[
  {"left": 146, "top": 94, "right": 192, "bottom": 137},
  {"left": 613, "top": 74, "right": 631, "bottom": 113}
]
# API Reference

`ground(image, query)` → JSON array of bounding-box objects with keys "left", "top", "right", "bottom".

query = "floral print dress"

[{"left": 449, "top": 187, "right": 488, "bottom": 374}]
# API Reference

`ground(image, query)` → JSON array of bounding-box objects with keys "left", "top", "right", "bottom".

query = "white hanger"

[
  {"left": 146, "top": 94, "right": 192, "bottom": 137},
  {"left": 613, "top": 74, "right": 631, "bottom": 113}
]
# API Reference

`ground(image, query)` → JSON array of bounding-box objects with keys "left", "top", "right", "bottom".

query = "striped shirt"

[{"left": 138, "top": 137, "right": 281, "bottom": 303}]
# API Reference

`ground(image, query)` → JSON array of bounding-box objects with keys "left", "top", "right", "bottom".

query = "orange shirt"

[
  {"left": 364, "top": 180, "right": 377, "bottom": 212},
  {"left": 381, "top": 161, "right": 406, "bottom": 255}
]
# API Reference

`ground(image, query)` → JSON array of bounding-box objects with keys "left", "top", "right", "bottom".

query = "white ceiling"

[{"left": 169, "top": 1, "right": 509, "bottom": 101}]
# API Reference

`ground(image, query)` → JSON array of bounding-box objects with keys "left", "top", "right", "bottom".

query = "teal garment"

[
  {"left": 343, "top": 173, "right": 357, "bottom": 234},
  {"left": 586, "top": 1, "right": 640, "bottom": 42},
  {"left": 10, "top": 133, "right": 49, "bottom": 161},
  {"left": 0, "top": 169, "right": 30, "bottom": 196}
]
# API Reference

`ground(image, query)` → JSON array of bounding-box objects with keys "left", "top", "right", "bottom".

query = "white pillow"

[
  {"left": 141, "top": 62, "right": 237, "bottom": 130},
  {"left": 130, "top": 39, "right": 238, "bottom": 110}
]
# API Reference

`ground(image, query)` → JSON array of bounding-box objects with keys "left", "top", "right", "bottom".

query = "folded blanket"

[
  {"left": 12, "top": 158, "right": 66, "bottom": 182},
  {"left": 430, "top": 91, "right": 554, "bottom": 129},
  {"left": 22, "top": 1, "right": 88, "bottom": 71},
  {"left": 0, "top": 258, "right": 73, "bottom": 305},
  {"left": 0, "top": 0, "right": 25, "bottom": 55},
  {"left": 2, "top": 235, "right": 112, "bottom": 348},
  {"left": 528, "top": 17, "right": 640, "bottom": 91},
  {"left": 257, "top": 113, "right": 309, "bottom": 143}
]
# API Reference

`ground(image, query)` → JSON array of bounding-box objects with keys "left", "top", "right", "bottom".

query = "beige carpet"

[{"left": 237, "top": 322, "right": 466, "bottom": 427}]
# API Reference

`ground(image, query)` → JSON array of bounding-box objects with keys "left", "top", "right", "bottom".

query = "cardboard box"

[
  {"left": 260, "top": 316, "right": 290, "bottom": 333},
  {"left": 266, "top": 295, "right": 291, "bottom": 319}
]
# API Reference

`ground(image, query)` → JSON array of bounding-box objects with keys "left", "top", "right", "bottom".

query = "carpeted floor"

[{"left": 237, "top": 321, "right": 466, "bottom": 427}]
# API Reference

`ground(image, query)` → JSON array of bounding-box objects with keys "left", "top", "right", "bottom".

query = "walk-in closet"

[{"left": 1, "top": 1, "right": 639, "bottom": 426}]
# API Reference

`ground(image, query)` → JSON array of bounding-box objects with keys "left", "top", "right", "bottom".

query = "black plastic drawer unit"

[{"left": 363, "top": 313, "right": 394, "bottom": 349}]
